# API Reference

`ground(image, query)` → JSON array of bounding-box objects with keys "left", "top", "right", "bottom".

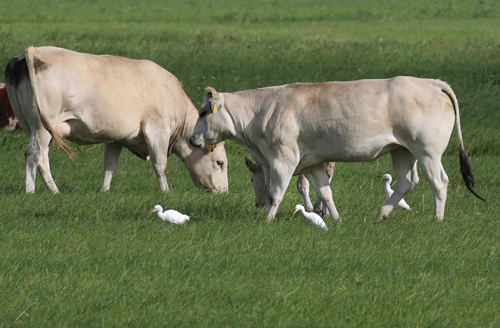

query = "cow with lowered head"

[{"left": 5, "top": 46, "right": 228, "bottom": 193}]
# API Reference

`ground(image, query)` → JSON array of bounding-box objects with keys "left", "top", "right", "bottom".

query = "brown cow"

[{"left": 0, "top": 82, "right": 19, "bottom": 131}]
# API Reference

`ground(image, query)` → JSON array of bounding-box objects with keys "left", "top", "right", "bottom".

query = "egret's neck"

[
  {"left": 383, "top": 179, "right": 392, "bottom": 196},
  {"left": 156, "top": 206, "right": 164, "bottom": 215},
  {"left": 299, "top": 207, "right": 306, "bottom": 216}
]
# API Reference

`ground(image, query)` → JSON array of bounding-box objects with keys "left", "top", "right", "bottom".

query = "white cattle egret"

[
  {"left": 149, "top": 205, "right": 190, "bottom": 225},
  {"left": 380, "top": 174, "right": 412, "bottom": 210},
  {"left": 293, "top": 204, "right": 328, "bottom": 230}
]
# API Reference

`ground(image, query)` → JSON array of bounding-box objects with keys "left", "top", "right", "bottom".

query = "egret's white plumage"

[
  {"left": 149, "top": 205, "right": 190, "bottom": 225},
  {"left": 380, "top": 174, "right": 412, "bottom": 210},
  {"left": 293, "top": 204, "right": 328, "bottom": 230}
]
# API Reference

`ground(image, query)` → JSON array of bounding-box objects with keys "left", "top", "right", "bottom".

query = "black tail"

[
  {"left": 459, "top": 146, "right": 485, "bottom": 202},
  {"left": 440, "top": 85, "right": 485, "bottom": 203}
]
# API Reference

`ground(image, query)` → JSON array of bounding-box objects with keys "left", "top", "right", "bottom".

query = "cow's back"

[{"left": 26, "top": 46, "right": 192, "bottom": 143}]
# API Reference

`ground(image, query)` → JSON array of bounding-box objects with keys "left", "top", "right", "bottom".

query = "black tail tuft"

[{"left": 459, "top": 146, "right": 486, "bottom": 202}]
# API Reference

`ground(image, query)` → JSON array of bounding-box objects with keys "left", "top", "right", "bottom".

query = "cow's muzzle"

[{"left": 189, "top": 135, "right": 204, "bottom": 148}]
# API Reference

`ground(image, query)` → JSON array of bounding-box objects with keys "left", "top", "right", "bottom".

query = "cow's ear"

[
  {"left": 244, "top": 156, "right": 256, "bottom": 172},
  {"left": 204, "top": 87, "right": 220, "bottom": 113},
  {"left": 205, "top": 87, "right": 217, "bottom": 99}
]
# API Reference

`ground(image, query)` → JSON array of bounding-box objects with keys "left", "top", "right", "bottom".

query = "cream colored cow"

[
  {"left": 190, "top": 77, "right": 484, "bottom": 221},
  {"left": 5, "top": 46, "right": 228, "bottom": 193}
]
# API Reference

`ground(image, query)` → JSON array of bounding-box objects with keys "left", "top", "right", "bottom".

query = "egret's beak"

[
  {"left": 149, "top": 209, "right": 155, "bottom": 213},
  {"left": 293, "top": 210, "right": 298, "bottom": 216}
]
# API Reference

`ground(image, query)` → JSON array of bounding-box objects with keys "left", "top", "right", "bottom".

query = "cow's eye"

[
  {"left": 217, "top": 161, "right": 224, "bottom": 168},
  {"left": 200, "top": 111, "right": 207, "bottom": 119}
]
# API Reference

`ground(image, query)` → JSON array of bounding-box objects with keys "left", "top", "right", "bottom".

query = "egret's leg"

[
  {"left": 101, "top": 143, "right": 123, "bottom": 192},
  {"left": 305, "top": 166, "right": 339, "bottom": 220},
  {"left": 376, "top": 148, "right": 418, "bottom": 221}
]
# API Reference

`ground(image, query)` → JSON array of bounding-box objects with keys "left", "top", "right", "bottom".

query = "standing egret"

[
  {"left": 380, "top": 174, "right": 412, "bottom": 210},
  {"left": 293, "top": 204, "right": 328, "bottom": 230},
  {"left": 149, "top": 205, "right": 190, "bottom": 225}
]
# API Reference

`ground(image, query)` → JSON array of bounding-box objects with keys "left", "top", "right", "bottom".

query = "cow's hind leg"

[
  {"left": 376, "top": 148, "right": 418, "bottom": 221},
  {"left": 305, "top": 167, "right": 340, "bottom": 220},
  {"left": 417, "top": 156, "right": 449, "bottom": 220},
  {"left": 101, "top": 143, "right": 123, "bottom": 192},
  {"left": 25, "top": 129, "right": 59, "bottom": 193}
]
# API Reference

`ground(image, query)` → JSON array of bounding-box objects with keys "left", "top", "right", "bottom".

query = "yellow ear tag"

[{"left": 213, "top": 104, "right": 218, "bottom": 114}]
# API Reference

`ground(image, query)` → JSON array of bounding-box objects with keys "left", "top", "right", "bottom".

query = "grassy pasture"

[{"left": 1, "top": 0, "right": 500, "bottom": 326}]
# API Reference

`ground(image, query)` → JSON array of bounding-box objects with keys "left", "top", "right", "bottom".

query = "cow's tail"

[
  {"left": 438, "top": 81, "right": 485, "bottom": 202},
  {"left": 25, "top": 46, "right": 75, "bottom": 160}
]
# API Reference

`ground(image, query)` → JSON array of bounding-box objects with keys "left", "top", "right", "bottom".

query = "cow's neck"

[
  {"left": 171, "top": 107, "right": 198, "bottom": 161},
  {"left": 223, "top": 92, "right": 260, "bottom": 146}
]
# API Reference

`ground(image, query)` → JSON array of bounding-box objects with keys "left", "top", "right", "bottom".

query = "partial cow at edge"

[
  {"left": 5, "top": 46, "right": 228, "bottom": 193},
  {"left": 0, "top": 82, "right": 19, "bottom": 131},
  {"left": 190, "top": 77, "right": 485, "bottom": 221}
]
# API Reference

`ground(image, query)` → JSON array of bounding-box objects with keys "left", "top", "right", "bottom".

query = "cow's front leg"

[
  {"left": 101, "top": 143, "right": 123, "bottom": 192},
  {"left": 145, "top": 130, "right": 170, "bottom": 192},
  {"left": 150, "top": 155, "right": 169, "bottom": 192},
  {"left": 266, "top": 160, "right": 295, "bottom": 221}
]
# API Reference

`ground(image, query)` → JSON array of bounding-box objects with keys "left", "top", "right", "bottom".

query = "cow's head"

[
  {"left": 244, "top": 156, "right": 266, "bottom": 207},
  {"left": 190, "top": 87, "right": 234, "bottom": 149},
  {"left": 185, "top": 141, "right": 229, "bottom": 193}
]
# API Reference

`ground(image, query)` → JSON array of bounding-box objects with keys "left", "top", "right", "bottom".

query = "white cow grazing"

[
  {"left": 5, "top": 46, "right": 228, "bottom": 193},
  {"left": 190, "top": 77, "right": 484, "bottom": 221},
  {"left": 245, "top": 156, "right": 335, "bottom": 215}
]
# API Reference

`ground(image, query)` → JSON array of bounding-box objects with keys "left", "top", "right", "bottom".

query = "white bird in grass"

[
  {"left": 380, "top": 174, "right": 412, "bottom": 210},
  {"left": 149, "top": 205, "right": 190, "bottom": 225},
  {"left": 293, "top": 204, "right": 328, "bottom": 230}
]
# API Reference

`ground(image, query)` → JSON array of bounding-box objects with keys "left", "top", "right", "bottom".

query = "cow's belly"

[
  {"left": 60, "top": 118, "right": 143, "bottom": 145},
  {"left": 296, "top": 134, "right": 400, "bottom": 173}
]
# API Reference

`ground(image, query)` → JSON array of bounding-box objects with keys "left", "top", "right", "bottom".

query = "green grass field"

[{"left": 1, "top": 1, "right": 500, "bottom": 326}]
